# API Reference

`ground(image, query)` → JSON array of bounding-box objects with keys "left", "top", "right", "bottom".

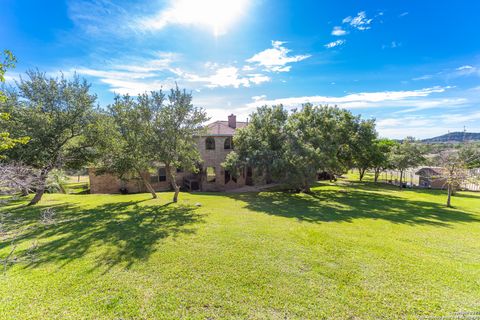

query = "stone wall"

[{"left": 89, "top": 168, "right": 185, "bottom": 194}]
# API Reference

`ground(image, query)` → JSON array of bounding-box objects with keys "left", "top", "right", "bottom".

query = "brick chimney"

[{"left": 228, "top": 114, "right": 236, "bottom": 129}]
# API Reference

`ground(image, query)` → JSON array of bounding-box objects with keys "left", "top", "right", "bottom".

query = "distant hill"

[{"left": 422, "top": 132, "right": 480, "bottom": 143}]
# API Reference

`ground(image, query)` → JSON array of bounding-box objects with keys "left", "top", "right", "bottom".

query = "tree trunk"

[
  {"left": 446, "top": 183, "right": 452, "bottom": 207},
  {"left": 265, "top": 166, "right": 272, "bottom": 184},
  {"left": 359, "top": 168, "right": 365, "bottom": 181},
  {"left": 301, "top": 177, "right": 311, "bottom": 193},
  {"left": 399, "top": 170, "right": 403, "bottom": 188},
  {"left": 21, "top": 187, "right": 29, "bottom": 197},
  {"left": 166, "top": 163, "right": 180, "bottom": 203},
  {"left": 374, "top": 169, "right": 380, "bottom": 183},
  {"left": 137, "top": 169, "right": 157, "bottom": 199},
  {"left": 28, "top": 166, "right": 51, "bottom": 206}
]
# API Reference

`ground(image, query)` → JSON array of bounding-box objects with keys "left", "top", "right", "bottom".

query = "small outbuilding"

[{"left": 415, "top": 167, "right": 447, "bottom": 189}]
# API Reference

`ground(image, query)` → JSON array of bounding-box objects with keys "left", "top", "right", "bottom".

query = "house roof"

[
  {"left": 205, "top": 121, "right": 248, "bottom": 136},
  {"left": 415, "top": 167, "right": 443, "bottom": 176}
]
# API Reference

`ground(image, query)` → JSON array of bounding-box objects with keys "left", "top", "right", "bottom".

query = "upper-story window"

[
  {"left": 206, "top": 137, "right": 215, "bottom": 150},
  {"left": 224, "top": 137, "right": 233, "bottom": 150}
]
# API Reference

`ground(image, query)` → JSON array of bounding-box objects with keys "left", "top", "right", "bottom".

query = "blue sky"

[{"left": 2, "top": 0, "right": 480, "bottom": 138}]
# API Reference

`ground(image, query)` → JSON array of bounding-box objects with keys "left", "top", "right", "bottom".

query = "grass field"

[{"left": 1, "top": 178, "right": 479, "bottom": 319}]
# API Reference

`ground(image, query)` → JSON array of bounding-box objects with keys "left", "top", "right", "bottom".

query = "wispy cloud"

[
  {"left": 331, "top": 26, "right": 348, "bottom": 36},
  {"left": 67, "top": 0, "right": 131, "bottom": 37},
  {"left": 325, "top": 39, "right": 346, "bottom": 48},
  {"left": 73, "top": 48, "right": 275, "bottom": 94},
  {"left": 382, "top": 41, "right": 401, "bottom": 49},
  {"left": 411, "top": 64, "right": 480, "bottom": 82},
  {"left": 453, "top": 65, "right": 479, "bottom": 77},
  {"left": 412, "top": 74, "right": 433, "bottom": 81},
  {"left": 184, "top": 67, "right": 270, "bottom": 88},
  {"left": 246, "top": 86, "right": 453, "bottom": 110},
  {"left": 246, "top": 41, "right": 311, "bottom": 72},
  {"left": 342, "top": 11, "right": 373, "bottom": 31},
  {"left": 377, "top": 111, "right": 480, "bottom": 139}
]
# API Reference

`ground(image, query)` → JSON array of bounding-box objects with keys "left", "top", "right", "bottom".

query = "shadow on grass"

[
  {"left": 212, "top": 182, "right": 480, "bottom": 227},
  {"left": 0, "top": 199, "right": 204, "bottom": 272}
]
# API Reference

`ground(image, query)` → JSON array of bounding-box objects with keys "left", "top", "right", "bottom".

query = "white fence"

[
  {"left": 377, "top": 167, "right": 480, "bottom": 191},
  {"left": 378, "top": 168, "right": 421, "bottom": 187}
]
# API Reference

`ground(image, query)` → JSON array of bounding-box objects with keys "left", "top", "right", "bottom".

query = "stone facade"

[
  {"left": 89, "top": 168, "right": 185, "bottom": 194},
  {"left": 196, "top": 135, "right": 247, "bottom": 191},
  {"left": 89, "top": 114, "right": 250, "bottom": 194}
]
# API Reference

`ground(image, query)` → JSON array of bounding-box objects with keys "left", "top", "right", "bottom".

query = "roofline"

[{"left": 196, "top": 134, "right": 234, "bottom": 137}]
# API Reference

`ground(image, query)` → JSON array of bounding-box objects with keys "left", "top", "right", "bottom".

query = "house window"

[
  {"left": 176, "top": 167, "right": 183, "bottom": 173},
  {"left": 206, "top": 137, "right": 215, "bottom": 150},
  {"left": 158, "top": 167, "right": 167, "bottom": 182},
  {"left": 149, "top": 168, "right": 159, "bottom": 183},
  {"left": 224, "top": 137, "right": 233, "bottom": 150},
  {"left": 206, "top": 167, "right": 216, "bottom": 183}
]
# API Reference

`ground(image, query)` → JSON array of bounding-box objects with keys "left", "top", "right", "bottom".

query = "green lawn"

[{"left": 1, "top": 179, "right": 479, "bottom": 319}]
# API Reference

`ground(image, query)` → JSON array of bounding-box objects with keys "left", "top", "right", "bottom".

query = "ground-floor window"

[
  {"left": 206, "top": 167, "right": 216, "bottom": 183},
  {"left": 149, "top": 168, "right": 159, "bottom": 183},
  {"left": 159, "top": 167, "right": 167, "bottom": 181},
  {"left": 150, "top": 167, "right": 167, "bottom": 183}
]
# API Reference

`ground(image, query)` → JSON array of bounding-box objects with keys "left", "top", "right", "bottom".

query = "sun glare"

[{"left": 171, "top": 0, "right": 249, "bottom": 36}]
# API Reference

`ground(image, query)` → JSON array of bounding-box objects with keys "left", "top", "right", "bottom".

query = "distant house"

[
  {"left": 196, "top": 114, "right": 251, "bottom": 191},
  {"left": 89, "top": 114, "right": 253, "bottom": 194},
  {"left": 415, "top": 167, "right": 447, "bottom": 189}
]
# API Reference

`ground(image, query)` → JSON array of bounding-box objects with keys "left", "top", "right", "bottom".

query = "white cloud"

[
  {"left": 246, "top": 41, "right": 311, "bottom": 72},
  {"left": 377, "top": 111, "right": 480, "bottom": 139},
  {"left": 248, "top": 74, "right": 271, "bottom": 85},
  {"left": 76, "top": 68, "right": 154, "bottom": 80},
  {"left": 73, "top": 48, "right": 273, "bottom": 93},
  {"left": 412, "top": 74, "right": 433, "bottom": 81},
  {"left": 137, "top": 0, "right": 249, "bottom": 36},
  {"left": 382, "top": 41, "right": 401, "bottom": 49},
  {"left": 343, "top": 11, "right": 373, "bottom": 31},
  {"left": 391, "top": 41, "right": 400, "bottom": 48},
  {"left": 184, "top": 67, "right": 270, "bottom": 88},
  {"left": 457, "top": 65, "right": 474, "bottom": 71},
  {"left": 331, "top": 26, "right": 348, "bottom": 36},
  {"left": 246, "top": 86, "right": 453, "bottom": 110},
  {"left": 251, "top": 95, "right": 267, "bottom": 102},
  {"left": 96, "top": 78, "right": 172, "bottom": 95},
  {"left": 73, "top": 53, "right": 186, "bottom": 94},
  {"left": 325, "top": 39, "right": 346, "bottom": 48},
  {"left": 399, "top": 12, "right": 409, "bottom": 17},
  {"left": 242, "top": 65, "right": 255, "bottom": 71},
  {"left": 453, "top": 65, "right": 478, "bottom": 77}
]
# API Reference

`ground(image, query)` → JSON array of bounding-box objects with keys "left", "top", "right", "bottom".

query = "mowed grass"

[{"left": 1, "top": 179, "right": 480, "bottom": 319}]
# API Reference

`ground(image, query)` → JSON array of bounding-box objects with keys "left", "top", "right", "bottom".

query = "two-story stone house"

[{"left": 89, "top": 114, "right": 251, "bottom": 194}]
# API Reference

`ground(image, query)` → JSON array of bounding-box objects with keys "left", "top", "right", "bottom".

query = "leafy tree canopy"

[{"left": 5, "top": 70, "right": 98, "bottom": 204}]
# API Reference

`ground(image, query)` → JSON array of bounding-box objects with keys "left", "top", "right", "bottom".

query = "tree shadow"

[
  {"left": 0, "top": 199, "right": 204, "bottom": 272},
  {"left": 220, "top": 183, "right": 480, "bottom": 227}
]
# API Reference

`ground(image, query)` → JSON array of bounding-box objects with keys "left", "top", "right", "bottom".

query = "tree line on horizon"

[{"left": 1, "top": 51, "right": 479, "bottom": 207}]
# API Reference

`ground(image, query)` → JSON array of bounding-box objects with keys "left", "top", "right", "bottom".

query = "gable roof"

[
  {"left": 415, "top": 167, "right": 443, "bottom": 176},
  {"left": 205, "top": 121, "right": 248, "bottom": 136}
]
